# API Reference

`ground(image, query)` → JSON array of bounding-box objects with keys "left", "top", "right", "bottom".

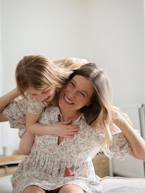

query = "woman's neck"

[{"left": 59, "top": 108, "right": 81, "bottom": 122}]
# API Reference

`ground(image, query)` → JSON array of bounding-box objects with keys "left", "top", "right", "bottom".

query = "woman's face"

[
  {"left": 59, "top": 75, "right": 94, "bottom": 112},
  {"left": 26, "top": 85, "right": 56, "bottom": 103}
]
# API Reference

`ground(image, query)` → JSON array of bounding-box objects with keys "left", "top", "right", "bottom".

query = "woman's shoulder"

[
  {"left": 78, "top": 116, "right": 105, "bottom": 141},
  {"left": 44, "top": 105, "right": 59, "bottom": 114}
]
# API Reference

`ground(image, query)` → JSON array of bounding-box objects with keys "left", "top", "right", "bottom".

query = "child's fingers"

[
  {"left": 64, "top": 129, "right": 79, "bottom": 137},
  {"left": 67, "top": 125, "right": 80, "bottom": 130}
]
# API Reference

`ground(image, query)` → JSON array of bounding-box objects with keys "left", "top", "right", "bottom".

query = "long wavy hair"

[{"left": 68, "top": 63, "right": 113, "bottom": 147}]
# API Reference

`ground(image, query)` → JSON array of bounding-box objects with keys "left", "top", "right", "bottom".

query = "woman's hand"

[
  {"left": 50, "top": 121, "right": 80, "bottom": 138},
  {"left": 0, "top": 88, "right": 20, "bottom": 114},
  {"left": 111, "top": 106, "right": 145, "bottom": 161},
  {"left": 111, "top": 106, "right": 133, "bottom": 128}
]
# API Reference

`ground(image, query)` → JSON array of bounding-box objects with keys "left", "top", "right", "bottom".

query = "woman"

[{"left": 10, "top": 63, "right": 145, "bottom": 193}]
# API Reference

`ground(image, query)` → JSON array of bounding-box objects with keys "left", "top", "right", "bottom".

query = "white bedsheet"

[
  {"left": 0, "top": 175, "right": 12, "bottom": 193},
  {"left": 0, "top": 175, "right": 145, "bottom": 193},
  {"left": 101, "top": 177, "right": 145, "bottom": 193}
]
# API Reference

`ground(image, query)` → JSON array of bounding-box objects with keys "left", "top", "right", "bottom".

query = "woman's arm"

[
  {"left": 0, "top": 88, "right": 20, "bottom": 121},
  {"left": 0, "top": 88, "right": 19, "bottom": 112},
  {"left": 112, "top": 107, "right": 145, "bottom": 161}
]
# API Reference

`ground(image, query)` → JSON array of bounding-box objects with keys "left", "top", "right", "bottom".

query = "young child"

[{"left": 0, "top": 55, "right": 87, "bottom": 155}]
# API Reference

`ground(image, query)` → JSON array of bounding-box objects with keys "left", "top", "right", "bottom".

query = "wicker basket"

[{"left": 92, "top": 153, "right": 109, "bottom": 177}]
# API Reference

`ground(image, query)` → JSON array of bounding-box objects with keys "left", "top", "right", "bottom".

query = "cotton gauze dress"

[{"left": 8, "top": 106, "right": 131, "bottom": 193}]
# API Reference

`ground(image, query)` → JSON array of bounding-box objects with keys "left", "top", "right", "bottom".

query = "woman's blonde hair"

[
  {"left": 68, "top": 63, "right": 113, "bottom": 149},
  {"left": 53, "top": 57, "right": 88, "bottom": 71}
]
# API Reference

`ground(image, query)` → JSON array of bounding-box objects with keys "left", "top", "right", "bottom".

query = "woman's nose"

[{"left": 68, "top": 90, "right": 76, "bottom": 99}]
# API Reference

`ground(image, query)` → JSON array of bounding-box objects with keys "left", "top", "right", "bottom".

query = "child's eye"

[{"left": 42, "top": 88, "right": 51, "bottom": 94}]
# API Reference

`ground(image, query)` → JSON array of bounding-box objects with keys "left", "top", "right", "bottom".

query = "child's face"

[{"left": 26, "top": 86, "right": 56, "bottom": 103}]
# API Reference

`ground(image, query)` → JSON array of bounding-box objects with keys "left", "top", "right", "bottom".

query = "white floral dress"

[
  {"left": 3, "top": 94, "right": 46, "bottom": 137},
  {"left": 6, "top": 105, "right": 131, "bottom": 193}
]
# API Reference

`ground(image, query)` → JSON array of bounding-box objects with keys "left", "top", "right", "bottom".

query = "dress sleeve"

[
  {"left": 2, "top": 97, "right": 27, "bottom": 138},
  {"left": 107, "top": 132, "right": 131, "bottom": 159},
  {"left": 93, "top": 124, "right": 131, "bottom": 159},
  {"left": 27, "top": 95, "right": 46, "bottom": 115}
]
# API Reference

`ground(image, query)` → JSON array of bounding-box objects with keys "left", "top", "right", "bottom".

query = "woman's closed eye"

[
  {"left": 80, "top": 91, "right": 87, "bottom": 97},
  {"left": 69, "top": 81, "right": 88, "bottom": 97},
  {"left": 69, "top": 81, "right": 75, "bottom": 88}
]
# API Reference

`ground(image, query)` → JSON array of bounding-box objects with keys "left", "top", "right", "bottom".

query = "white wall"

[{"left": 85, "top": 0, "right": 144, "bottom": 106}]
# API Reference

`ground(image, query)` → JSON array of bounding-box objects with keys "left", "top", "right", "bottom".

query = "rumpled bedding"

[{"left": 0, "top": 175, "right": 145, "bottom": 193}]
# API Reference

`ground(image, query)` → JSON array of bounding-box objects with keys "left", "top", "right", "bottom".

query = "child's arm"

[
  {"left": 18, "top": 112, "right": 40, "bottom": 155},
  {"left": 18, "top": 131, "right": 35, "bottom": 155},
  {"left": 27, "top": 121, "right": 80, "bottom": 137},
  {"left": 0, "top": 88, "right": 19, "bottom": 121},
  {"left": 19, "top": 113, "right": 79, "bottom": 155}
]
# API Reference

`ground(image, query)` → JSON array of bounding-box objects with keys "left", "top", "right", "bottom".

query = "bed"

[
  {"left": 0, "top": 175, "right": 145, "bottom": 193},
  {"left": 0, "top": 175, "right": 12, "bottom": 193},
  {"left": 101, "top": 177, "right": 145, "bottom": 193}
]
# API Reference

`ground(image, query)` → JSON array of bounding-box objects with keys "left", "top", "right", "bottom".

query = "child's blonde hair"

[
  {"left": 15, "top": 55, "right": 71, "bottom": 94},
  {"left": 16, "top": 56, "right": 88, "bottom": 94}
]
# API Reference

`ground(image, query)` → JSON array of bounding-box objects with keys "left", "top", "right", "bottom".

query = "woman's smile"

[{"left": 63, "top": 94, "right": 74, "bottom": 105}]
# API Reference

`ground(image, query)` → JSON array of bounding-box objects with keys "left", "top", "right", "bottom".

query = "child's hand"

[{"left": 51, "top": 121, "right": 80, "bottom": 137}]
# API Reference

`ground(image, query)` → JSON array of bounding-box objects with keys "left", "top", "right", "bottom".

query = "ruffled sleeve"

[
  {"left": 93, "top": 124, "right": 131, "bottom": 159},
  {"left": 108, "top": 132, "right": 131, "bottom": 159},
  {"left": 27, "top": 95, "right": 47, "bottom": 115},
  {"left": 2, "top": 96, "right": 28, "bottom": 137}
]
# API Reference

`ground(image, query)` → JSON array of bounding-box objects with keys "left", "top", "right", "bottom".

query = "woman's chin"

[{"left": 59, "top": 99, "right": 70, "bottom": 110}]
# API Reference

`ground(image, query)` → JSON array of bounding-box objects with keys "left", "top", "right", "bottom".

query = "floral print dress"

[
  {"left": 4, "top": 101, "right": 131, "bottom": 193},
  {"left": 3, "top": 94, "right": 46, "bottom": 137}
]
